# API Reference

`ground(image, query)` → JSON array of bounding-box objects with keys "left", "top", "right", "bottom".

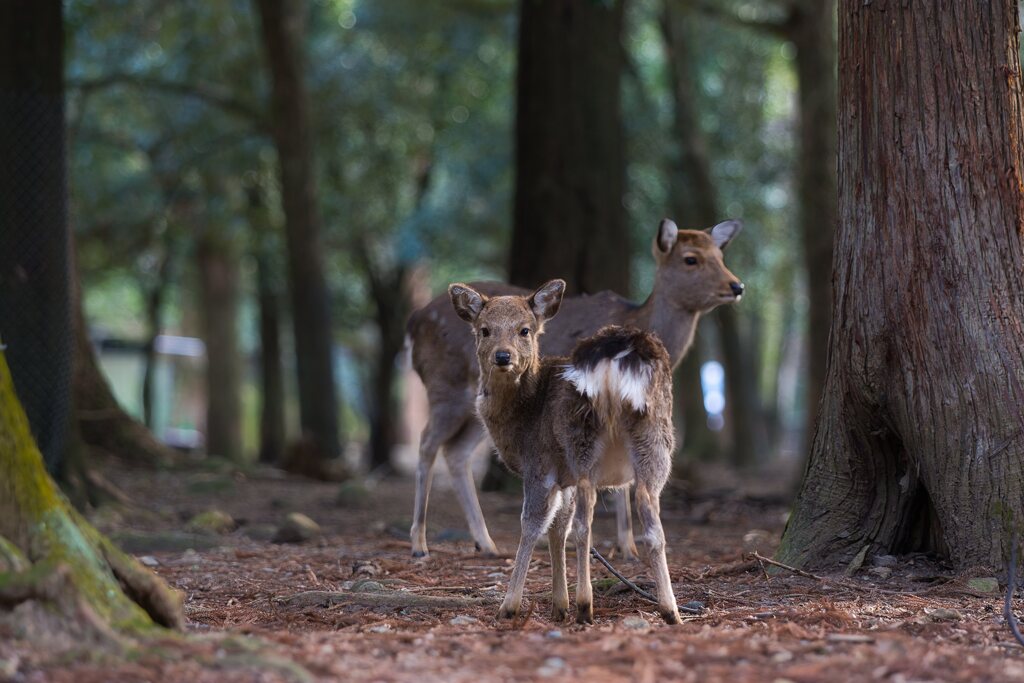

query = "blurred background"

[{"left": 59, "top": 0, "right": 835, "bottom": 485}]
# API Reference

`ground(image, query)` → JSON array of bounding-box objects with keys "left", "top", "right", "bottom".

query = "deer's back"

[{"left": 407, "top": 282, "right": 639, "bottom": 402}]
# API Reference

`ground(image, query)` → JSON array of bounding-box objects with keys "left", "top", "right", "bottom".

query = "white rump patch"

[{"left": 561, "top": 352, "right": 653, "bottom": 413}]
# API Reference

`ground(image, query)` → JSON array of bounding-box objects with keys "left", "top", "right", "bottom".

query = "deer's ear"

[
  {"left": 653, "top": 218, "right": 679, "bottom": 262},
  {"left": 707, "top": 219, "right": 742, "bottom": 250},
  {"left": 449, "top": 283, "right": 486, "bottom": 323},
  {"left": 528, "top": 279, "right": 565, "bottom": 326}
]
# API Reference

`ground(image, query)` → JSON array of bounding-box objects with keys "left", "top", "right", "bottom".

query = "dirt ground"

[{"left": 4, "top": 459, "right": 1024, "bottom": 683}]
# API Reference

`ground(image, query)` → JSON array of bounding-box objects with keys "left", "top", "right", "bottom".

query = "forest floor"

[{"left": 4, "top": 457, "right": 1024, "bottom": 682}]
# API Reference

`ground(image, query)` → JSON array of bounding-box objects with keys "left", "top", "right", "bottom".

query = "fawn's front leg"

[
  {"left": 572, "top": 484, "right": 597, "bottom": 624},
  {"left": 498, "top": 485, "right": 562, "bottom": 620},
  {"left": 547, "top": 490, "right": 575, "bottom": 622}
]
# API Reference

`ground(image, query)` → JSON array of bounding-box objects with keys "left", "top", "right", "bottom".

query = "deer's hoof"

[
  {"left": 551, "top": 605, "right": 569, "bottom": 623},
  {"left": 497, "top": 605, "right": 519, "bottom": 621},
  {"left": 660, "top": 608, "right": 682, "bottom": 625},
  {"left": 576, "top": 603, "right": 594, "bottom": 625},
  {"left": 411, "top": 550, "right": 428, "bottom": 559},
  {"left": 617, "top": 542, "right": 640, "bottom": 562},
  {"left": 475, "top": 542, "right": 500, "bottom": 557}
]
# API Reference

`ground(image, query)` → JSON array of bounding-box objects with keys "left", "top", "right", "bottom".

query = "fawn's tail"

[{"left": 561, "top": 326, "right": 669, "bottom": 423}]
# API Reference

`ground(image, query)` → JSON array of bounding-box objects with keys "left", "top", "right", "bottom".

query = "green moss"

[
  {"left": 0, "top": 536, "right": 29, "bottom": 573},
  {"left": 0, "top": 349, "right": 169, "bottom": 636}
]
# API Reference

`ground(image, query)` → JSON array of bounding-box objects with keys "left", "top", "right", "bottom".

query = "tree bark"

[
  {"left": 0, "top": 0, "right": 72, "bottom": 473},
  {"left": 196, "top": 234, "right": 243, "bottom": 463},
  {"left": 791, "top": 0, "right": 837, "bottom": 436},
  {"left": 509, "top": 0, "right": 629, "bottom": 296},
  {"left": 778, "top": 0, "right": 1024, "bottom": 571},
  {"left": 255, "top": 0, "right": 340, "bottom": 459}
]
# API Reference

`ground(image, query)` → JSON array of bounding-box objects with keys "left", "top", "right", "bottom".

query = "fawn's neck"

[
  {"left": 636, "top": 286, "right": 701, "bottom": 367},
  {"left": 476, "top": 356, "right": 543, "bottom": 472}
]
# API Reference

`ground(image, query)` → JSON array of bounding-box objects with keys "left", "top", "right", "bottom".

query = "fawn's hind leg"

[
  {"left": 613, "top": 487, "right": 639, "bottom": 560},
  {"left": 572, "top": 484, "right": 597, "bottom": 624},
  {"left": 634, "top": 478, "right": 680, "bottom": 624}
]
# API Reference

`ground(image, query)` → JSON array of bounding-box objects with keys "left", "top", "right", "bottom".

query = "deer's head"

[
  {"left": 652, "top": 219, "right": 745, "bottom": 312},
  {"left": 449, "top": 279, "right": 565, "bottom": 381}
]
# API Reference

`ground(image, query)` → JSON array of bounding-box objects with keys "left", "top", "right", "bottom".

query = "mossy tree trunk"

[
  {"left": 778, "top": 0, "right": 1024, "bottom": 571},
  {"left": 0, "top": 347, "right": 183, "bottom": 640}
]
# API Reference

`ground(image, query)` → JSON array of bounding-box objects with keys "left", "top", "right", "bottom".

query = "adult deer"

[
  {"left": 449, "top": 280, "right": 681, "bottom": 624},
  {"left": 407, "top": 218, "right": 744, "bottom": 557}
]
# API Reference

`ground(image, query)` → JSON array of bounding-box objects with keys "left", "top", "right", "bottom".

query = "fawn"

[
  {"left": 408, "top": 219, "right": 744, "bottom": 559},
  {"left": 449, "top": 280, "right": 681, "bottom": 624}
]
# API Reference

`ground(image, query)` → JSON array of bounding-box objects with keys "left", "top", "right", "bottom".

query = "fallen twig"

[
  {"left": 749, "top": 551, "right": 824, "bottom": 581},
  {"left": 590, "top": 547, "right": 703, "bottom": 615},
  {"left": 1005, "top": 536, "right": 1024, "bottom": 649},
  {"left": 280, "top": 589, "right": 492, "bottom": 610}
]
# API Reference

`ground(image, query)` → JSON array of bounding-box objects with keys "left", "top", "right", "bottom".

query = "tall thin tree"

[{"left": 254, "top": 0, "right": 341, "bottom": 459}]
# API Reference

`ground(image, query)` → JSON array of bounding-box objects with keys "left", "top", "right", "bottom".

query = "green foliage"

[{"left": 65, "top": 0, "right": 805, "bottom": 459}]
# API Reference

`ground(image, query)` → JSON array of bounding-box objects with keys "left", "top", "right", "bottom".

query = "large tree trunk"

[
  {"left": 508, "top": 0, "right": 629, "bottom": 296},
  {"left": 255, "top": 0, "right": 340, "bottom": 460},
  {"left": 791, "top": 0, "right": 837, "bottom": 437},
  {"left": 661, "top": 1, "right": 759, "bottom": 467},
  {"left": 196, "top": 234, "right": 243, "bottom": 463},
  {"left": 0, "top": 0, "right": 72, "bottom": 473},
  {"left": 778, "top": 0, "right": 1024, "bottom": 571},
  {"left": 0, "top": 0, "right": 182, "bottom": 640}
]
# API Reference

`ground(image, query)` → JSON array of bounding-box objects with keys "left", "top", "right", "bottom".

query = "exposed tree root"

[
  {"left": 0, "top": 348, "right": 185, "bottom": 639},
  {"left": 0, "top": 560, "right": 129, "bottom": 648}
]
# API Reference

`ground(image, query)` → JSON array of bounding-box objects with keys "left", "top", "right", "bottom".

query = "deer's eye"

[
  {"left": 480, "top": 327, "right": 490, "bottom": 338},
  {"left": 684, "top": 256, "right": 699, "bottom": 266},
  {"left": 520, "top": 327, "right": 530, "bottom": 337}
]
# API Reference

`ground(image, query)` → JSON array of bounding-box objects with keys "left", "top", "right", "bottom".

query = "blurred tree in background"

[{"left": 56, "top": 0, "right": 829, "bottom": 478}]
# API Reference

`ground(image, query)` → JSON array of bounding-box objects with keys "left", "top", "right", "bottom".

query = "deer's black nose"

[
  {"left": 730, "top": 282, "right": 745, "bottom": 296},
  {"left": 495, "top": 351, "right": 512, "bottom": 366}
]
